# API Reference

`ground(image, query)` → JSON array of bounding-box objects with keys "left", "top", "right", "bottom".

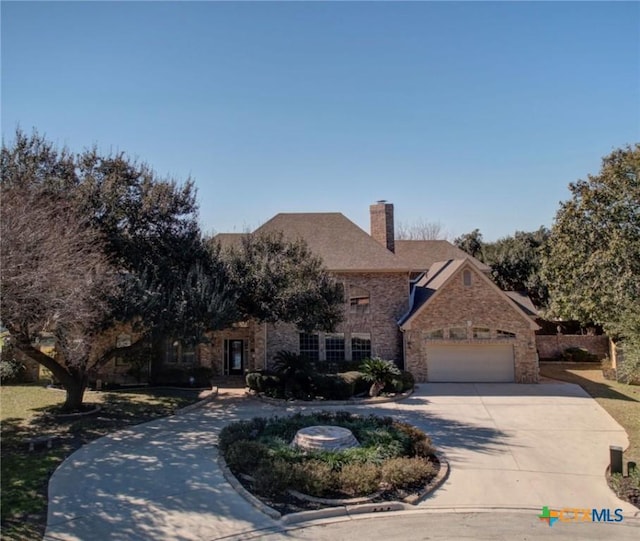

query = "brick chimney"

[{"left": 370, "top": 200, "right": 395, "bottom": 253}]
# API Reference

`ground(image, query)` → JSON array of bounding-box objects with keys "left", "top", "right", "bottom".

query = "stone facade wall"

[
  {"left": 536, "top": 334, "right": 609, "bottom": 360},
  {"left": 264, "top": 272, "right": 410, "bottom": 368},
  {"left": 207, "top": 321, "right": 264, "bottom": 375},
  {"left": 403, "top": 264, "right": 539, "bottom": 383}
]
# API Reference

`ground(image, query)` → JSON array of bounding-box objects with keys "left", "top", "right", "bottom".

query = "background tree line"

[{"left": 453, "top": 145, "right": 639, "bottom": 380}]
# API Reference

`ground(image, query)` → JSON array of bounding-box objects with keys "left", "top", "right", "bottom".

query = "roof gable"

[{"left": 399, "top": 258, "right": 539, "bottom": 330}]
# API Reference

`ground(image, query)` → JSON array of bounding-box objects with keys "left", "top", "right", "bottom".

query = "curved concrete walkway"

[{"left": 44, "top": 383, "right": 639, "bottom": 540}]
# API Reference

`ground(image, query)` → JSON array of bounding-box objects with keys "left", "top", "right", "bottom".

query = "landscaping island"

[{"left": 218, "top": 411, "right": 442, "bottom": 515}]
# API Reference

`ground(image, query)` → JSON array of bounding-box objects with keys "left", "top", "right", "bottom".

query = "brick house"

[{"left": 197, "top": 201, "right": 540, "bottom": 383}]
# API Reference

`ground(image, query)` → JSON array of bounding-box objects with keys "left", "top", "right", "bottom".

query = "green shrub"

[
  {"left": 337, "top": 462, "right": 381, "bottom": 496},
  {"left": 0, "top": 358, "right": 26, "bottom": 384},
  {"left": 273, "top": 350, "right": 312, "bottom": 378},
  {"left": 383, "top": 370, "right": 414, "bottom": 394},
  {"left": 359, "top": 357, "right": 401, "bottom": 396},
  {"left": 245, "top": 371, "right": 262, "bottom": 391},
  {"left": 191, "top": 366, "right": 214, "bottom": 387},
  {"left": 380, "top": 457, "right": 436, "bottom": 489},
  {"left": 153, "top": 368, "right": 188, "bottom": 386},
  {"left": 244, "top": 371, "right": 283, "bottom": 394},
  {"left": 252, "top": 459, "right": 294, "bottom": 497},
  {"left": 225, "top": 440, "right": 270, "bottom": 473},
  {"left": 312, "top": 360, "right": 362, "bottom": 374},
  {"left": 291, "top": 459, "right": 337, "bottom": 497},
  {"left": 561, "top": 347, "right": 598, "bottom": 362},
  {"left": 311, "top": 374, "right": 354, "bottom": 400},
  {"left": 412, "top": 438, "right": 436, "bottom": 459},
  {"left": 399, "top": 370, "right": 415, "bottom": 391},
  {"left": 340, "top": 371, "right": 369, "bottom": 395},
  {"left": 218, "top": 417, "right": 266, "bottom": 453},
  {"left": 616, "top": 341, "right": 640, "bottom": 384},
  {"left": 392, "top": 421, "right": 435, "bottom": 458},
  {"left": 384, "top": 377, "right": 404, "bottom": 393}
]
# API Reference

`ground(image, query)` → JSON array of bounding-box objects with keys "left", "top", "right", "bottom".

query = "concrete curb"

[
  {"left": 217, "top": 454, "right": 282, "bottom": 520},
  {"left": 251, "top": 387, "right": 414, "bottom": 408},
  {"left": 174, "top": 387, "right": 219, "bottom": 415}
]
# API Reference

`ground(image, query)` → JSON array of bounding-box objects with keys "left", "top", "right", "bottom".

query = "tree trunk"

[
  {"left": 62, "top": 379, "right": 87, "bottom": 412},
  {"left": 9, "top": 334, "right": 89, "bottom": 412},
  {"left": 369, "top": 381, "right": 385, "bottom": 397}
]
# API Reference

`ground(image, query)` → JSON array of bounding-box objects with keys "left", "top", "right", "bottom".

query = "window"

[
  {"left": 463, "top": 270, "right": 472, "bottom": 287},
  {"left": 349, "top": 286, "right": 370, "bottom": 313},
  {"left": 181, "top": 342, "right": 196, "bottom": 364},
  {"left": 165, "top": 340, "right": 180, "bottom": 364},
  {"left": 449, "top": 327, "right": 467, "bottom": 340},
  {"left": 164, "top": 339, "right": 197, "bottom": 364},
  {"left": 325, "top": 333, "right": 345, "bottom": 362},
  {"left": 497, "top": 330, "right": 516, "bottom": 339},
  {"left": 425, "top": 329, "right": 444, "bottom": 340},
  {"left": 351, "top": 333, "right": 371, "bottom": 362},
  {"left": 299, "top": 333, "right": 320, "bottom": 362},
  {"left": 473, "top": 327, "right": 491, "bottom": 339}
]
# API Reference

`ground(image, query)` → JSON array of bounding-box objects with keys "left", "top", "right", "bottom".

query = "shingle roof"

[
  {"left": 253, "top": 213, "right": 411, "bottom": 272},
  {"left": 394, "top": 240, "right": 490, "bottom": 273},
  {"left": 213, "top": 233, "right": 245, "bottom": 252},
  {"left": 504, "top": 291, "right": 539, "bottom": 317}
]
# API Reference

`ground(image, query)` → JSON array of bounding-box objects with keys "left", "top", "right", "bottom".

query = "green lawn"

[
  {"left": 539, "top": 362, "right": 640, "bottom": 507},
  {"left": 0, "top": 383, "right": 205, "bottom": 540}
]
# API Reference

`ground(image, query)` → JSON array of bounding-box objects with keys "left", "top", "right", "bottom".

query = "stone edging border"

[
  {"left": 217, "top": 450, "right": 450, "bottom": 525},
  {"left": 250, "top": 387, "right": 414, "bottom": 407},
  {"left": 287, "top": 488, "right": 383, "bottom": 505},
  {"left": 174, "top": 387, "right": 219, "bottom": 415},
  {"left": 53, "top": 405, "right": 102, "bottom": 420},
  {"left": 218, "top": 453, "right": 282, "bottom": 520}
]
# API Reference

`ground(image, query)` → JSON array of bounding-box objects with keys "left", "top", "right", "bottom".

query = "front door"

[{"left": 228, "top": 339, "right": 244, "bottom": 375}]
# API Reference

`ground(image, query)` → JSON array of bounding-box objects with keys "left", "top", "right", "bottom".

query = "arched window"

[
  {"left": 473, "top": 327, "right": 491, "bottom": 339},
  {"left": 449, "top": 327, "right": 467, "bottom": 340}
]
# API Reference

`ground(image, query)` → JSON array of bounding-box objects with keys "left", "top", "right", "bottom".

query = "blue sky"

[{"left": 2, "top": 1, "right": 639, "bottom": 241}]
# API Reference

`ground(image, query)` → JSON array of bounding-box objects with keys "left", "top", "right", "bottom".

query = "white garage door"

[{"left": 426, "top": 344, "right": 515, "bottom": 382}]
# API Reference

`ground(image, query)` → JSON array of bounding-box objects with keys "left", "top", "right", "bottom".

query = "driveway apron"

[{"left": 44, "top": 384, "right": 638, "bottom": 540}]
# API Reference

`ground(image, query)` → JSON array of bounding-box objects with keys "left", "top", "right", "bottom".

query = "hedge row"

[{"left": 245, "top": 369, "right": 414, "bottom": 400}]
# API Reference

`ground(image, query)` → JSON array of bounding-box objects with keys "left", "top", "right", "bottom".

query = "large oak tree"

[
  {"left": 1, "top": 130, "right": 344, "bottom": 410},
  {"left": 542, "top": 144, "right": 640, "bottom": 337},
  {"left": 1, "top": 131, "right": 238, "bottom": 410}
]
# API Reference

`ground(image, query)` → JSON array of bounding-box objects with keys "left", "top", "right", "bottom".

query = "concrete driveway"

[
  {"left": 44, "top": 383, "right": 638, "bottom": 540},
  {"left": 368, "top": 382, "right": 637, "bottom": 514}
]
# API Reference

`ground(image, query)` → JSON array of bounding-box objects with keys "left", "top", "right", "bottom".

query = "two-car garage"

[{"left": 425, "top": 344, "right": 515, "bottom": 382}]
